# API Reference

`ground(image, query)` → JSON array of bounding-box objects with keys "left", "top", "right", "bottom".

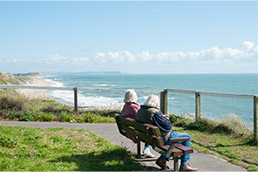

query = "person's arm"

[
  {"left": 152, "top": 112, "right": 172, "bottom": 132},
  {"left": 164, "top": 114, "right": 169, "bottom": 119}
]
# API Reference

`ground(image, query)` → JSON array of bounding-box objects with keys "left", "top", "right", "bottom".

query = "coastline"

[{"left": 17, "top": 73, "right": 52, "bottom": 100}]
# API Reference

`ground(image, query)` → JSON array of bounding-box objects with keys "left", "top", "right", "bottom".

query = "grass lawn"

[
  {"left": 173, "top": 127, "right": 258, "bottom": 171},
  {"left": 0, "top": 125, "right": 146, "bottom": 171},
  {"left": 0, "top": 122, "right": 257, "bottom": 171}
]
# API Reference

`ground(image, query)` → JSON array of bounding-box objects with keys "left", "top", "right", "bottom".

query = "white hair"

[
  {"left": 124, "top": 89, "right": 137, "bottom": 103},
  {"left": 143, "top": 95, "right": 160, "bottom": 108}
]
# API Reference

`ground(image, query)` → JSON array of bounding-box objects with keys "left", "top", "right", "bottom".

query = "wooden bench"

[{"left": 115, "top": 114, "right": 193, "bottom": 171}]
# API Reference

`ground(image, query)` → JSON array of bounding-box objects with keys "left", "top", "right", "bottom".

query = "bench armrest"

[{"left": 169, "top": 137, "right": 189, "bottom": 143}]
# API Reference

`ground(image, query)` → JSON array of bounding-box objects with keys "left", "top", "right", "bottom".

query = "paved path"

[{"left": 0, "top": 121, "right": 247, "bottom": 171}]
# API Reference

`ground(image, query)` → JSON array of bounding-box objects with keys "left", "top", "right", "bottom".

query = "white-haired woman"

[{"left": 121, "top": 89, "right": 155, "bottom": 158}]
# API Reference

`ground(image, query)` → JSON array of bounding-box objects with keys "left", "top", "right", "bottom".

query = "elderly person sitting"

[
  {"left": 135, "top": 95, "right": 197, "bottom": 171},
  {"left": 121, "top": 89, "right": 155, "bottom": 158}
]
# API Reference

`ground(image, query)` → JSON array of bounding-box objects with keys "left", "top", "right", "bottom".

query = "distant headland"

[
  {"left": 47, "top": 71, "right": 124, "bottom": 75},
  {"left": 12, "top": 72, "right": 51, "bottom": 78}
]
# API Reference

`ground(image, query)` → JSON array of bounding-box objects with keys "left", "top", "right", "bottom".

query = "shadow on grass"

[
  {"left": 49, "top": 148, "right": 147, "bottom": 171},
  {"left": 192, "top": 140, "right": 258, "bottom": 167}
]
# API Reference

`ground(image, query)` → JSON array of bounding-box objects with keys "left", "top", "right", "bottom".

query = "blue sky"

[{"left": 0, "top": 1, "right": 257, "bottom": 74}]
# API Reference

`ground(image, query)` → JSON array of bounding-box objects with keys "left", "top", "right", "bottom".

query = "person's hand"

[{"left": 164, "top": 115, "right": 169, "bottom": 120}]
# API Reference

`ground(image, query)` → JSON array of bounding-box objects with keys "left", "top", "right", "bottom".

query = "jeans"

[
  {"left": 160, "top": 132, "right": 191, "bottom": 165},
  {"left": 145, "top": 144, "right": 152, "bottom": 149}
]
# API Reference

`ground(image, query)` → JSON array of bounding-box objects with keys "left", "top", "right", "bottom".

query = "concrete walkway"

[{"left": 0, "top": 121, "right": 247, "bottom": 171}]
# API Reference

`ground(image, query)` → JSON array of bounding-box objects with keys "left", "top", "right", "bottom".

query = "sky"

[{"left": 0, "top": 1, "right": 258, "bottom": 74}]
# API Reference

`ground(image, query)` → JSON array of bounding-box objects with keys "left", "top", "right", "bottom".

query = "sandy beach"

[{"left": 17, "top": 73, "right": 52, "bottom": 100}]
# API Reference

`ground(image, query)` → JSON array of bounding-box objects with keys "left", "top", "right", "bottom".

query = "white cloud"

[
  {"left": 71, "top": 57, "right": 90, "bottom": 64},
  {"left": 1, "top": 41, "right": 257, "bottom": 73},
  {"left": 240, "top": 41, "right": 254, "bottom": 52},
  {"left": 2, "top": 55, "right": 5, "bottom": 58},
  {"left": 211, "top": 28, "right": 222, "bottom": 33}
]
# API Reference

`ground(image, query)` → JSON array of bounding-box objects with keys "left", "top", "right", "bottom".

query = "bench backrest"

[{"left": 115, "top": 114, "right": 165, "bottom": 149}]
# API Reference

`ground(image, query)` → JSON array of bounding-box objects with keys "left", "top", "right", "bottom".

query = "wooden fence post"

[
  {"left": 160, "top": 91, "right": 164, "bottom": 114},
  {"left": 195, "top": 91, "right": 201, "bottom": 123},
  {"left": 164, "top": 89, "right": 168, "bottom": 115},
  {"left": 160, "top": 90, "right": 168, "bottom": 114},
  {"left": 74, "top": 87, "right": 78, "bottom": 115},
  {"left": 254, "top": 95, "right": 258, "bottom": 141}
]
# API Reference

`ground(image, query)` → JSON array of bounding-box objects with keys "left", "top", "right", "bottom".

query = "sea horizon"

[{"left": 42, "top": 73, "right": 258, "bottom": 95}]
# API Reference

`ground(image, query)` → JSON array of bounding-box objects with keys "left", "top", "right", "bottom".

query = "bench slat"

[{"left": 120, "top": 123, "right": 152, "bottom": 145}]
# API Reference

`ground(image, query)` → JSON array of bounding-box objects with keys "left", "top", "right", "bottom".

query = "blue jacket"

[{"left": 152, "top": 112, "right": 172, "bottom": 132}]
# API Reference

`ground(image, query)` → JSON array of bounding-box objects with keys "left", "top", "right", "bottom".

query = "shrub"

[
  {"left": 0, "top": 96, "right": 24, "bottom": 110},
  {"left": 83, "top": 113, "right": 97, "bottom": 123},
  {"left": 169, "top": 114, "right": 192, "bottom": 127},
  {"left": 7, "top": 111, "right": 24, "bottom": 121},
  {"left": 186, "top": 122, "right": 207, "bottom": 131},
  {"left": 41, "top": 104, "right": 56, "bottom": 113},
  {"left": 59, "top": 113, "right": 73, "bottom": 122},
  {"left": 99, "top": 110, "right": 121, "bottom": 117},
  {"left": 19, "top": 112, "right": 35, "bottom": 122},
  {"left": 169, "top": 114, "right": 184, "bottom": 123},
  {"left": 38, "top": 113, "right": 56, "bottom": 122},
  {"left": 212, "top": 123, "right": 232, "bottom": 134},
  {"left": 82, "top": 109, "right": 121, "bottom": 117}
]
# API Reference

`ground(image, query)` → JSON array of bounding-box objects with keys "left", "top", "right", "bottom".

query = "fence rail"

[
  {"left": 160, "top": 89, "right": 258, "bottom": 141},
  {"left": 0, "top": 85, "right": 257, "bottom": 140}
]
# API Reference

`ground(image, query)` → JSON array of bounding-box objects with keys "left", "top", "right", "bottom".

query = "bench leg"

[
  {"left": 136, "top": 142, "right": 141, "bottom": 158},
  {"left": 174, "top": 157, "right": 179, "bottom": 172}
]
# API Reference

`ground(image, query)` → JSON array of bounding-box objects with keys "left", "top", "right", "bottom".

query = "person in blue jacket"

[{"left": 135, "top": 95, "right": 197, "bottom": 171}]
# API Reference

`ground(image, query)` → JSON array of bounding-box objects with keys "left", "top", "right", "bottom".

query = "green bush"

[
  {"left": 59, "top": 113, "right": 73, "bottom": 122},
  {"left": 41, "top": 104, "right": 56, "bottom": 113},
  {"left": 7, "top": 111, "right": 24, "bottom": 121},
  {"left": 0, "top": 96, "right": 24, "bottom": 110},
  {"left": 83, "top": 113, "right": 97, "bottom": 123},
  {"left": 19, "top": 112, "right": 35, "bottom": 122},
  {"left": 169, "top": 114, "right": 192, "bottom": 127},
  {"left": 82, "top": 109, "right": 121, "bottom": 117},
  {"left": 186, "top": 122, "right": 207, "bottom": 131},
  {"left": 212, "top": 123, "right": 232, "bottom": 134},
  {"left": 169, "top": 114, "right": 184, "bottom": 123},
  {"left": 38, "top": 113, "right": 56, "bottom": 122}
]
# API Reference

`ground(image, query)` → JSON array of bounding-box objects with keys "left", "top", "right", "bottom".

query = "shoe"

[
  {"left": 155, "top": 158, "right": 169, "bottom": 169},
  {"left": 179, "top": 164, "right": 198, "bottom": 171},
  {"left": 142, "top": 147, "right": 155, "bottom": 158}
]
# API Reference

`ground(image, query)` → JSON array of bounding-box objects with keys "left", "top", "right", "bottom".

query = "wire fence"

[
  {"left": 162, "top": 89, "right": 257, "bottom": 140},
  {"left": 0, "top": 85, "right": 160, "bottom": 113},
  {"left": 0, "top": 85, "right": 257, "bottom": 140}
]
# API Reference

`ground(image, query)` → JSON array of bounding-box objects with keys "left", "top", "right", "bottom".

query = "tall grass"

[
  {"left": 0, "top": 88, "right": 118, "bottom": 123},
  {"left": 169, "top": 114, "right": 253, "bottom": 139}
]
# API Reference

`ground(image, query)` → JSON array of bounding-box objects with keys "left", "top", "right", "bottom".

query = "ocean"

[
  {"left": 42, "top": 73, "right": 258, "bottom": 128},
  {"left": 44, "top": 73, "right": 258, "bottom": 94}
]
